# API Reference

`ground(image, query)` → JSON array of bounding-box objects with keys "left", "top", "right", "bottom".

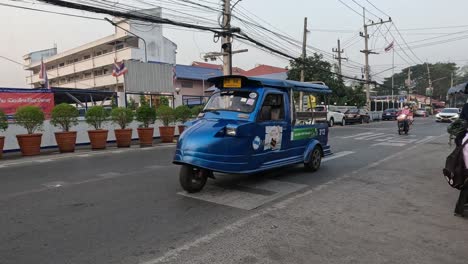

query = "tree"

[
  {"left": 378, "top": 62, "right": 459, "bottom": 100},
  {"left": 287, "top": 53, "right": 350, "bottom": 105}
]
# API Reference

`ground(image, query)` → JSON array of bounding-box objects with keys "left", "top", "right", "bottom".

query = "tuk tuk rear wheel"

[
  {"left": 305, "top": 147, "right": 322, "bottom": 172},
  {"left": 179, "top": 165, "right": 209, "bottom": 193}
]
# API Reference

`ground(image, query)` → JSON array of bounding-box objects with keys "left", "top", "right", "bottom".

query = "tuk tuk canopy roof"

[{"left": 208, "top": 75, "right": 332, "bottom": 94}]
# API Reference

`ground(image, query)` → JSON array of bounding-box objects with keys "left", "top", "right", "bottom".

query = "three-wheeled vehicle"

[{"left": 173, "top": 76, "right": 333, "bottom": 193}]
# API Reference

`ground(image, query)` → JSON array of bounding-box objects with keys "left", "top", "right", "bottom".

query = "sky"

[{"left": 1, "top": 0, "right": 468, "bottom": 87}]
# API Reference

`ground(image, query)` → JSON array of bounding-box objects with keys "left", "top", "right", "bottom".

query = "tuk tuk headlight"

[{"left": 226, "top": 126, "right": 237, "bottom": 136}]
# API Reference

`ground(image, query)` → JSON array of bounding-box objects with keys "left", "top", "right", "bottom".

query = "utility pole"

[
  {"left": 204, "top": 0, "right": 246, "bottom": 75},
  {"left": 360, "top": 8, "right": 392, "bottom": 109},
  {"left": 391, "top": 48, "right": 395, "bottom": 108},
  {"left": 332, "top": 39, "right": 347, "bottom": 75},
  {"left": 426, "top": 63, "right": 433, "bottom": 109},
  {"left": 406, "top": 67, "right": 412, "bottom": 105},
  {"left": 299, "top": 17, "right": 308, "bottom": 111},
  {"left": 221, "top": 0, "right": 232, "bottom": 75}
]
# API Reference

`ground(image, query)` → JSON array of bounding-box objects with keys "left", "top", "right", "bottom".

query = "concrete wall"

[{"left": 2, "top": 120, "right": 180, "bottom": 152}]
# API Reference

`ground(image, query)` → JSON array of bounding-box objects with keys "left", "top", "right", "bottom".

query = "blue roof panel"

[{"left": 175, "top": 65, "right": 222, "bottom": 81}]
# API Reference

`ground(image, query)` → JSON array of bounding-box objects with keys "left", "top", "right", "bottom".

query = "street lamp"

[
  {"left": 175, "top": 87, "right": 181, "bottom": 95},
  {"left": 105, "top": 18, "right": 148, "bottom": 62}
]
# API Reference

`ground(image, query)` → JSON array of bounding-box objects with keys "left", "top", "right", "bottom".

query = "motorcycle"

[{"left": 397, "top": 114, "right": 410, "bottom": 135}]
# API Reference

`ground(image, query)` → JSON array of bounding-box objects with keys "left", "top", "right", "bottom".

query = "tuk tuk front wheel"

[
  {"left": 179, "top": 165, "right": 209, "bottom": 193},
  {"left": 305, "top": 147, "right": 322, "bottom": 172}
]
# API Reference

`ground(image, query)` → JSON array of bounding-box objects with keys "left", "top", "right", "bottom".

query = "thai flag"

[
  {"left": 38, "top": 58, "right": 50, "bottom": 89},
  {"left": 112, "top": 59, "right": 128, "bottom": 77},
  {"left": 384, "top": 41, "right": 394, "bottom": 52}
]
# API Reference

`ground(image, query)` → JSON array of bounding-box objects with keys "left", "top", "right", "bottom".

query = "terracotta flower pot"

[
  {"left": 159, "top": 126, "right": 175, "bottom": 143},
  {"left": 178, "top": 125, "right": 186, "bottom": 135},
  {"left": 16, "top": 133, "right": 42, "bottom": 156},
  {"left": 115, "top": 128, "right": 132, "bottom": 148},
  {"left": 55, "top": 131, "right": 77, "bottom": 153},
  {"left": 0, "top": 136, "right": 4, "bottom": 159},
  {"left": 137, "top": 127, "right": 154, "bottom": 147},
  {"left": 88, "top": 130, "right": 108, "bottom": 150}
]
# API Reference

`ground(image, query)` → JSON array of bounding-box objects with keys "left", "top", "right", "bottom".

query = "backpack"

[{"left": 443, "top": 139, "right": 468, "bottom": 190}]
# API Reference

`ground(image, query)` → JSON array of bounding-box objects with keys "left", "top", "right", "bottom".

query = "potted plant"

[
  {"left": 157, "top": 105, "right": 176, "bottom": 143},
  {"left": 50, "top": 103, "right": 79, "bottom": 153},
  {"left": 15, "top": 106, "right": 45, "bottom": 156},
  {"left": 191, "top": 105, "right": 205, "bottom": 118},
  {"left": 174, "top": 105, "right": 192, "bottom": 134},
  {"left": 85, "top": 106, "right": 109, "bottom": 150},
  {"left": 136, "top": 104, "right": 156, "bottom": 147},
  {"left": 111, "top": 107, "right": 134, "bottom": 148},
  {"left": 0, "top": 110, "right": 8, "bottom": 158}
]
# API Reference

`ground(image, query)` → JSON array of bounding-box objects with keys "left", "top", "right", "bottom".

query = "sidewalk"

[
  {"left": 0, "top": 138, "right": 177, "bottom": 167},
  {"left": 147, "top": 135, "right": 468, "bottom": 264}
]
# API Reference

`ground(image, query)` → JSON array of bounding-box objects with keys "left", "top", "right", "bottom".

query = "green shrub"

[
  {"left": 0, "top": 110, "right": 7, "bottom": 132},
  {"left": 190, "top": 105, "right": 205, "bottom": 117},
  {"left": 85, "top": 106, "right": 109, "bottom": 130},
  {"left": 50, "top": 103, "right": 79, "bottom": 132},
  {"left": 159, "top": 96, "right": 169, "bottom": 106},
  {"left": 156, "top": 105, "right": 175, "bottom": 127},
  {"left": 174, "top": 105, "right": 192, "bottom": 123},
  {"left": 136, "top": 104, "right": 156, "bottom": 128},
  {"left": 111, "top": 107, "right": 134, "bottom": 129},
  {"left": 15, "top": 106, "right": 45, "bottom": 134}
]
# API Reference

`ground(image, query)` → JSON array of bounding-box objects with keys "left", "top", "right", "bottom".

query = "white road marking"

[
  {"left": 97, "top": 172, "right": 122, "bottom": 178},
  {"left": 339, "top": 132, "right": 373, "bottom": 139},
  {"left": 371, "top": 142, "right": 406, "bottom": 147},
  {"left": 77, "top": 154, "right": 91, "bottom": 157},
  {"left": 34, "top": 159, "right": 54, "bottom": 163},
  {"left": 178, "top": 180, "right": 307, "bottom": 210},
  {"left": 322, "top": 151, "right": 355, "bottom": 162},
  {"left": 355, "top": 133, "right": 386, "bottom": 140},
  {"left": 42, "top": 181, "right": 67, "bottom": 188},
  {"left": 415, "top": 136, "right": 435, "bottom": 144}
]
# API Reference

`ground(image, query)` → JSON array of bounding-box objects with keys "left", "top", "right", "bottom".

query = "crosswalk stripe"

[{"left": 339, "top": 132, "right": 373, "bottom": 139}]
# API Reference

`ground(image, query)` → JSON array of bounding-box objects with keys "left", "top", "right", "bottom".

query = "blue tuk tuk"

[{"left": 173, "top": 76, "right": 332, "bottom": 192}]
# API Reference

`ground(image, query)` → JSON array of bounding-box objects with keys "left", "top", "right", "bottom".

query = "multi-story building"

[{"left": 23, "top": 7, "right": 176, "bottom": 93}]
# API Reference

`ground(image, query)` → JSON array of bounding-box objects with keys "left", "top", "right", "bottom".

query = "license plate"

[{"left": 386, "top": 113, "right": 391, "bottom": 115}]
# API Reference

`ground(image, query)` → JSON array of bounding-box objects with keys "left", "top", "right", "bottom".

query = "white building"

[{"left": 23, "top": 7, "right": 177, "bottom": 93}]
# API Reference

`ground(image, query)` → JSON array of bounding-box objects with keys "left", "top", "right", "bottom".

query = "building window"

[
  {"left": 83, "top": 55, "right": 91, "bottom": 60},
  {"left": 73, "top": 58, "right": 79, "bottom": 63},
  {"left": 103, "top": 68, "right": 109, "bottom": 75},
  {"left": 115, "top": 44, "right": 124, "bottom": 50},
  {"left": 102, "top": 49, "right": 108, "bottom": 54},
  {"left": 94, "top": 69, "right": 103, "bottom": 76},
  {"left": 59, "top": 62, "right": 65, "bottom": 67},
  {"left": 67, "top": 60, "right": 74, "bottom": 64},
  {"left": 95, "top": 51, "right": 102, "bottom": 56},
  {"left": 84, "top": 72, "right": 92, "bottom": 78},
  {"left": 181, "top": 81, "right": 193, "bottom": 88},
  {"left": 60, "top": 78, "right": 66, "bottom": 84}
]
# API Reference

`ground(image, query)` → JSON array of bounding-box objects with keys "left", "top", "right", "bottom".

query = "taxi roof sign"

[{"left": 223, "top": 77, "right": 242, "bottom": 88}]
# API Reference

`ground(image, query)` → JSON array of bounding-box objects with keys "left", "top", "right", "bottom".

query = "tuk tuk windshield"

[{"left": 204, "top": 90, "right": 258, "bottom": 113}]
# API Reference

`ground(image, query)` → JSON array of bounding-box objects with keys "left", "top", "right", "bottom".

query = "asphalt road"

[{"left": 0, "top": 117, "right": 462, "bottom": 264}]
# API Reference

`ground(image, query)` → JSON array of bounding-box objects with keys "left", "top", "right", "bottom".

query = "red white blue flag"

[
  {"left": 384, "top": 41, "right": 394, "bottom": 52},
  {"left": 38, "top": 58, "right": 50, "bottom": 89},
  {"left": 112, "top": 59, "right": 128, "bottom": 77}
]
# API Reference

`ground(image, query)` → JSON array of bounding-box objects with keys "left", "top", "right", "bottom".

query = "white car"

[
  {"left": 435, "top": 108, "right": 461, "bottom": 122},
  {"left": 314, "top": 105, "right": 346, "bottom": 127}
]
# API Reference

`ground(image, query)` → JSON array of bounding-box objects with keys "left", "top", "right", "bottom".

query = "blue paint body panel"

[{"left": 173, "top": 76, "right": 332, "bottom": 174}]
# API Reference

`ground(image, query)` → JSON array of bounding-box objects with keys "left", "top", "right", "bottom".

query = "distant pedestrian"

[{"left": 454, "top": 103, "right": 468, "bottom": 217}]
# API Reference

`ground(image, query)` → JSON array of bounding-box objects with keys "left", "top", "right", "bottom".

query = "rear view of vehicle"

[
  {"left": 436, "top": 108, "right": 460, "bottom": 122},
  {"left": 344, "top": 109, "right": 370, "bottom": 124},
  {"left": 415, "top": 108, "right": 428, "bottom": 117},
  {"left": 382, "top": 108, "right": 398, "bottom": 120},
  {"left": 397, "top": 113, "right": 410, "bottom": 135}
]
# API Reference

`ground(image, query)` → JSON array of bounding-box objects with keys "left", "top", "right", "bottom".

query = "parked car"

[
  {"left": 435, "top": 108, "right": 461, "bottom": 122},
  {"left": 314, "top": 105, "right": 346, "bottom": 127},
  {"left": 382, "top": 108, "right": 398, "bottom": 120},
  {"left": 434, "top": 108, "right": 444, "bottom": 114},
  {"left": 344, "top": 109, "right": 370, "bottom": 124},
  {"left": 415, "top": 108, "right": 428, "bottom": 117}
]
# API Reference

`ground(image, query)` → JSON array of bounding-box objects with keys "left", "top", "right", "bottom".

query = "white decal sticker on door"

[{"left": 265, "top": 126, "right": 283, "bottom": 150}]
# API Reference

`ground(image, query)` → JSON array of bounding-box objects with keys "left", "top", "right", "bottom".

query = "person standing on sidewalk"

[{"left": 454, "top": 103, "right": 468, "bottom": 216}]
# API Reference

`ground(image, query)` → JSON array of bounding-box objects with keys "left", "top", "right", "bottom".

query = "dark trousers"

[{"left": 455, "top": 188, "right": 468, "bottom": 215}]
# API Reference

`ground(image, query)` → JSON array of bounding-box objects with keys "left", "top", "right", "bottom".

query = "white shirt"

[{"left": 463, "top": 133, "right": 468, "bottom": 166}]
